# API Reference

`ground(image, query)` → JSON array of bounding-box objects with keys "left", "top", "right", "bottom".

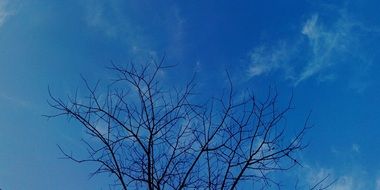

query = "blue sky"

[{"left": 0, "top": 0, "right": 380, "bottom": 189}]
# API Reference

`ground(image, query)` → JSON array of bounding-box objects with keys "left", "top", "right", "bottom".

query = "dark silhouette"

[{"left": 47, "top": 58, "right": 333, "bottom": 189}]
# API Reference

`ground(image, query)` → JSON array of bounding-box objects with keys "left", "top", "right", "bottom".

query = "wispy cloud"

[
  {"left": 376, "top": 177, "right": 380, "bottom": 190},
  {"left": 295, "top": 12, "right": 367, "bottom": 85},
  {"left": 0, "top": 92, "right": 31, "bottom": 109},
  {"left": 331, "top": 176, "right": 355, "bottom": 190},
  {"left": 247, "top": 8, "right": 379, "bottom": 89},
  {"left": 296, "top": 14, "right": 329, "bottom": 84},
  {"left": 82, "top": 1, "right": 185, "bottom": 60},
  {"left": 352, "top": 143, "right": 360, "bottom": 153},
  {"left": 299, "top": 166, "right": 373, "bottom": 190},
  {"left": 247, "top": 42, "right": 292, "bottom": 77},
  {"left": 0, "top": 0, "right": 14, "bottom": 27},
  {"left": 84, "top": 1, "right": 115, "bottom": 37}
]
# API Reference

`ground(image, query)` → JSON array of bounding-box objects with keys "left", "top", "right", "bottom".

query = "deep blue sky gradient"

[{"left": 1, "top": 0, "right": 380, "bottom": 189}]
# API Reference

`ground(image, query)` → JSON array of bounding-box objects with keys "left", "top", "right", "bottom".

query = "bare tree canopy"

[{"left": 47, "top": 59, "right": 330, "bottom": 190}]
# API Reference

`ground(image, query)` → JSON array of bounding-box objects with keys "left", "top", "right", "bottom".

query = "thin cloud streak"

[
  {"left": 0, "top": 0, "right": 14, "bottom": 27},
  {"left": 299, "top": 165, "right": 374, "bottom": 190},
  {"left": 0, "top": 92, "right": 32, "bottom": 109},
  {"left": 82, "top": 0, "right": 185, "bottom": 61},
  {"left": 247, "top": 42, "right": 291, "bottom": 77},
  {"left": 247, "top": 9, "right": 379, "bottom": 89},
  {"left": 296, "top": 13, "right": 355, "bottom": 85}
]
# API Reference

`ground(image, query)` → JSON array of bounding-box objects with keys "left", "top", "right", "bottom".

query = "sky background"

[{"left": 0, "top": 0, "right": 380, "bottom": 189}]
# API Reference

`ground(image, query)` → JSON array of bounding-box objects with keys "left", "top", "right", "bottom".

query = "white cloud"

[
  {"left": 303, "top": 167, "right": 336, "bottom": 189},
  {"left": 0, "top": 92, "right": 31, "bottom": 109},
  {"left": 247, "top": 42, "right": 292, "bottom": 78},
  {"left": 302, "top": 14, "right": 319, "bottom": 40},
  {"left": 295, "top": 13, "right": 354, "bottom": 85},
  {"left": 376, "top": 177, "right": 380, "bottom": 190},
  {"left": 247, "top": 9, "right": 378, "bottom": 89},
  {"left": 331, "top": 176, "right": 355, "bottom": 190},
  {"left": 0, "top": 0, "right": 14, "bottom": 27},
  {"left": 82, "top": 1, "right": 185, "bottom": 61},
  {"left": 298, "top": 165, "right": 378, "bottom": 190},
  {"left": 83, "top": 1, "right": 120, "bottom": 38},
  {"left": 83, "top": 0, "right": 154, "bottom": 59},
  {"left": 352, "top": 143, "right": 360, "bottom": 153}
]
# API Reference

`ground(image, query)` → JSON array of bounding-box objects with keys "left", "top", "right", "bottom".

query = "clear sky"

[{"left": 0, "top": 0, "right": 380, "bottom": 189}]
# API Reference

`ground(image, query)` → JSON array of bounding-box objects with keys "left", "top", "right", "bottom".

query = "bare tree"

[{"left": 47, "top": 58, "right": 325, "bottom": 189}]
